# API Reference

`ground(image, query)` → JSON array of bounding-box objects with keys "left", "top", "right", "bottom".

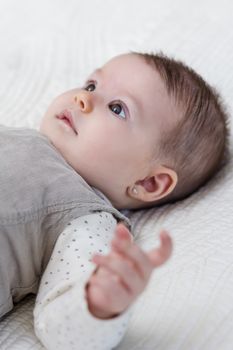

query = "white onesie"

[{"left": 34, "top": 211, "right": 134, "bottom": 350}]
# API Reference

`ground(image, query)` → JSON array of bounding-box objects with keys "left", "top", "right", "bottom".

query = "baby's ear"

[{"left": 133, "top": 166, "right": 178, "bottom": 202}]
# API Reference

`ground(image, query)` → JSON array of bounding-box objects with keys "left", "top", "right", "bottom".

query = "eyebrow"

[{"left": 92, "top": 68, "right": 142, "bottom": 116}]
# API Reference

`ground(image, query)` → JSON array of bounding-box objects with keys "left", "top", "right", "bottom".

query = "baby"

[{"left": 0, "top": 52, "right": 229, "bottom": 350}]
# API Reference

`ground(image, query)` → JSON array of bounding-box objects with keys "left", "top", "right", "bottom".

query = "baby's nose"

[{"left": 74, "top": 91, "right": 93, "bottom": 113}]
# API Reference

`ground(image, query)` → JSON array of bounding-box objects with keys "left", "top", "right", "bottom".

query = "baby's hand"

[{"left": 85, "top": 223, "right": 172, "bottom": 319}]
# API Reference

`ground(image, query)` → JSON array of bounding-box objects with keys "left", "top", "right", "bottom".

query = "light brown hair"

[{"left": 133, "top": 51, "right": 230, "bottom": 205}]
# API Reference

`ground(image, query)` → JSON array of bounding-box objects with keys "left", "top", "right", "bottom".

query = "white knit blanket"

[{"left": 0, "top": 0, "right": 233, "bottom": 349}]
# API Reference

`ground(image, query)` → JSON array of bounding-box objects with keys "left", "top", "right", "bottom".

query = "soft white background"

[{"left": 0, "top": 0, "right": 233, "bottom": 349}]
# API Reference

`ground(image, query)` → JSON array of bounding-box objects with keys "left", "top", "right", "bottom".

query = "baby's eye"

[
  {"left": 84, "top": 81, "right": 96, "bottom": 92},
  {"left": 109, "top": 102, "right": 126, "bottom": 119}
]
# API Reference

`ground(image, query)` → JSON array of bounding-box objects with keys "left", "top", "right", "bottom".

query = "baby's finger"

[
  {"left": 111, "top": 232, "right": 153, "bottom": 281},
  {"left": 111, "top": 235, "right": 153, "bottom": 282},
  {"left": 88, "top": 269, "right": 131, "bottom": 314},
  {"left": 147, "top": 230, "right": 173, "bottom": 268},
  {"left": 92, "top": 252, "right": 143, "bottom": 295},
  {"left": 114, "top": 222, "right": 133, "bottom": 246}
]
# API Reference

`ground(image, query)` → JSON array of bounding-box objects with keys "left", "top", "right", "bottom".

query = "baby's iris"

[
  {"left": 109, "top": 103, "right": 126, "bottom": 119},
  {"left": 84, "top": 83, "right": 96, "bottom": 92}
]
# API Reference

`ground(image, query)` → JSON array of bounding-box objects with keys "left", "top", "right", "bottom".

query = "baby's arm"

[{"left": 33, "top": 212, "right": 132, "bottom": 350}]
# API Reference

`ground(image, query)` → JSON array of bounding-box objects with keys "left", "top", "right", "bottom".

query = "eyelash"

[{"left": 83, "top": 80, "right": 128, "bottom": 120}]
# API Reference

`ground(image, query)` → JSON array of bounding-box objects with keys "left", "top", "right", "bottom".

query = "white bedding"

[{"left": 0, "top": 0, "right": 233, "bottom": 349}]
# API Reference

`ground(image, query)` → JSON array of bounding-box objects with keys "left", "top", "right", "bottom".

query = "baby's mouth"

[{"left": 56, "top": 110, "right": 78, "bottom": 135}]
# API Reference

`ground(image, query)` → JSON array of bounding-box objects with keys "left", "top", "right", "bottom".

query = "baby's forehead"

[
  {"left": 102, "top": 53, "right": 146, "bottom": 73},
  {"left": 95, "top": 54, "right": 159, "bottom": 92}
]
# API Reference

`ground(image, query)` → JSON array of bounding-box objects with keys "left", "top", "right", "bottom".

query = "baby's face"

[{"left": 40, "top": 53, "right": 175, "bottom": 208}]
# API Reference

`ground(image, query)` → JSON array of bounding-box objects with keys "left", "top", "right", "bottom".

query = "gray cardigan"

[{"left": 0, "top": 126, "right": 131, "bottom": 317}]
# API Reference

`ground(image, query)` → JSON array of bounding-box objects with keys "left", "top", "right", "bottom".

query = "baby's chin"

[{"left": 38, "top": 119, "right": 55, "bottom": 146}]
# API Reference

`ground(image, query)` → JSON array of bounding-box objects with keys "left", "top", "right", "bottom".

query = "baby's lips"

[{"left": 57, "top": 109, "right": 78, "bottom": 134}]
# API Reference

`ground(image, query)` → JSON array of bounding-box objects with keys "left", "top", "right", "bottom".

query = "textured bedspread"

[{"left": 0, "top": 0, "right": 233, "bottom": 349}]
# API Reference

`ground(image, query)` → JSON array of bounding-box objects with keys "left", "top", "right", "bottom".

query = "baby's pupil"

[
  {"left": 111, "top": 104, "right": 121, "bottom": 114},
  {"left": 86, "top": 84, "right": 95, "bottom": 91}
]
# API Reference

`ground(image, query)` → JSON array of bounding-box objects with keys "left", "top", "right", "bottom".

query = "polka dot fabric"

[{"left": 33, "top": 212, "right": 133, "bottom": 350}]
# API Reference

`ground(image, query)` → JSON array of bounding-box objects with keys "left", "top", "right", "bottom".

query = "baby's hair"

[{"left": 132, "top": 51, "right": 230, "bottom": 205}]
